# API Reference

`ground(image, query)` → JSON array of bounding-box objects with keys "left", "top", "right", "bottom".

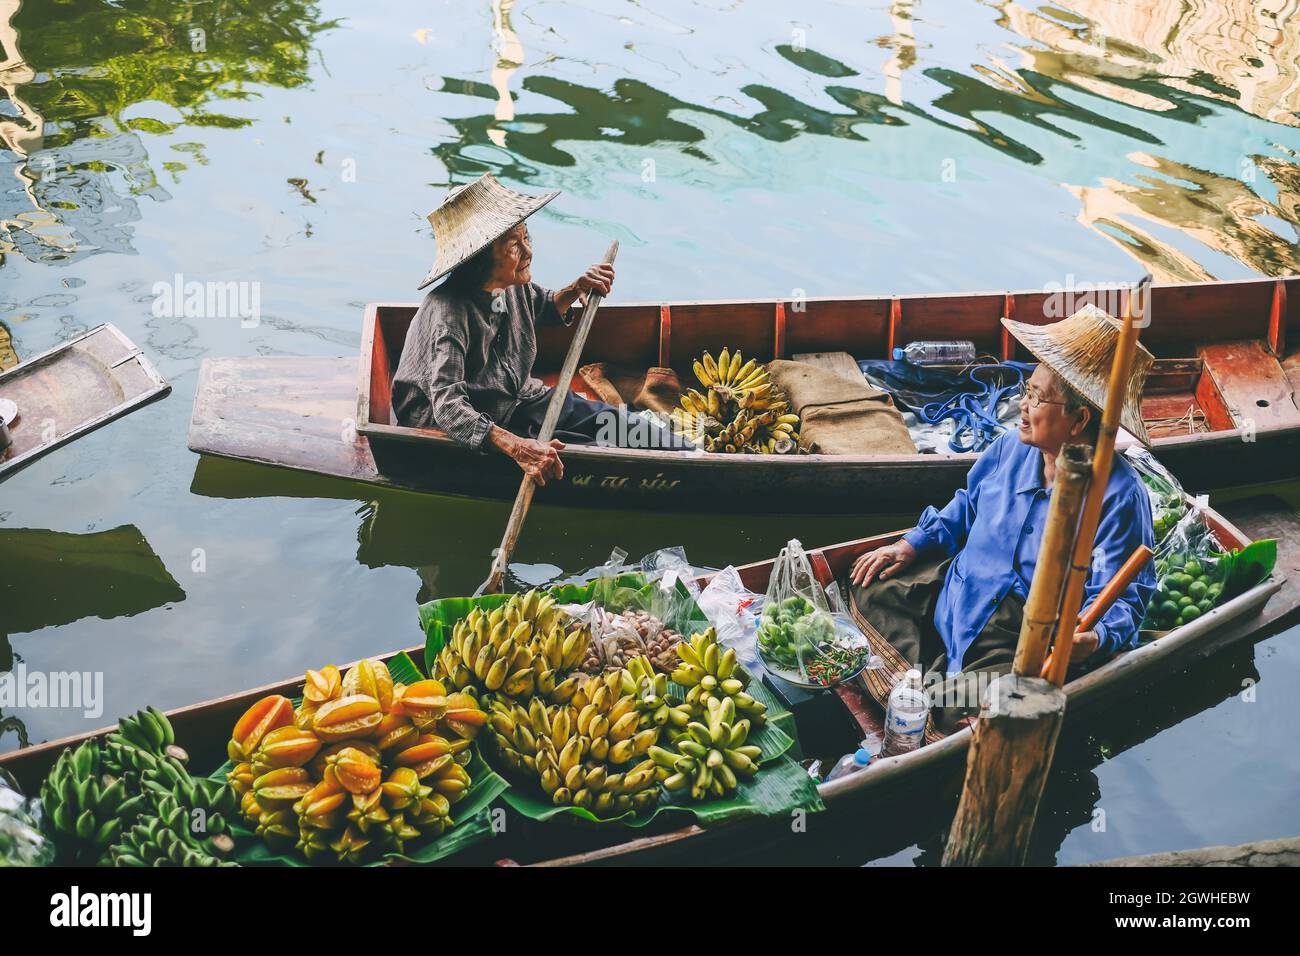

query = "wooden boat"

[
  {"left": 0, "top": 324, "right": 170, "bottom": 480},
  {"left": 187, "top": 276, "right": 1300, "bottom": 513},
  {"left": 2, "top": 495, "right": 1294, "bottom": 865}
]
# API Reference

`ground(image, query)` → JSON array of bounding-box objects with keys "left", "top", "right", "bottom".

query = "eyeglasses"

[{"left": 1019, "top": 383, "right": 1067, "bottom": 409}]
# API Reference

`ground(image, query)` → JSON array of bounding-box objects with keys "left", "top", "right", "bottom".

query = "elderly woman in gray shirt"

[{"left": 392, "top": 176, "right": 686, "bottom": 486}]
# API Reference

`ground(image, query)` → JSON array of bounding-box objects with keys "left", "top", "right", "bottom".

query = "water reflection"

[
  {"left": 0, "top": 0, "right": 339, "bottom": 263},
  {"left": 0, "top": 524, "right": 184, "bottom": 746},
  {"left": 426, "top": 0, "right": 1299, "bottom": 282}
]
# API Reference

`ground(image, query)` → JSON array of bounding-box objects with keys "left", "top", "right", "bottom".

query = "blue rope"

[{"left": 917, "top": 364, "right": 1026, "bottom": 453}]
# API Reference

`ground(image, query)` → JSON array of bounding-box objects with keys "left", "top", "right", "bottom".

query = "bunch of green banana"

[
  {"left": 487, "top": 669, "right": 661, "bottom": 818},
  {"left": 107, "top": 806, "right": 236, "bottom": 868},
  {"left": 106, "top": 706, "right": 186, "bottom": 762},
  {"left": 40, "top": 741, "right": 134, "bottom": 863},
  {"left": 626, "top": 655, "right": 685, "bottom": 728},
  {"left": 648, "top": 696, "right": 760, "bottom": 800},
  {"left": 433, "top": 590, "right": 588, "bottom": 702},
  {"left": 670, "top": 628, "right": 768, "bottom": 727},
  {"left": 43, "top": 707, "right": 240, "bottom": 866}
]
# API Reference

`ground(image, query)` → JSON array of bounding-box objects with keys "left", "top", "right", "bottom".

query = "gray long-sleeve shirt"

[{"left": 391, "top": 281, "right": 571, "bottom": 448}]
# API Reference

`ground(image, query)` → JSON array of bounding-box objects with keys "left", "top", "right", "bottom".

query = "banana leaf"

[{"left": 1220, "top": 538, "right": 1278, "bottom": 601}]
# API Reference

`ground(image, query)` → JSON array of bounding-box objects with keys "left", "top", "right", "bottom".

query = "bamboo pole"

[
  {"left": 1040, "top": 544, "right": 1153, "bottom": 679},
  {"left": 942, "top": 672, "right": 1066, "bottom": 866},
  {"left": 1045, "top": 279, "right": 1148, "bottom": 686},
  {"left": 1011, "top": 444, "right": 1092, "bottom": 677}
]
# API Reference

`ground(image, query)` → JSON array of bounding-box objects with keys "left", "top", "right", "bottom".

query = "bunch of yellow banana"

[
  {"left": 486, "top": 668, "right": 662, "bottom": 818},
  {"left": 693, "top": 349, "right": 769, "bottom": 398},
  {"left": 670, "top": 627, "right": 768, "bottom": 727},
  {"left": 673, "top": 350, "right": 801, "bottom": 454},
  {"left": 647, "top": 696, "right": 760, "bottom": 800},
  {"left": 432, "top": 590, "right": 588, "bottom": 701}
]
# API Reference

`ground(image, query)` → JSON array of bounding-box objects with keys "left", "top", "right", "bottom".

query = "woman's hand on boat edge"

[{"left": 850, "top": 539, "right": 917, "bottom": 587}]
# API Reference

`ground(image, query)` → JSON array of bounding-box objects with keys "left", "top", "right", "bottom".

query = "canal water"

[{"left": 2, "top": 0, "right": 1298, "bottom": 864}]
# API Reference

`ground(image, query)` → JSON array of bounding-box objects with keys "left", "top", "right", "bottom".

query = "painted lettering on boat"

[
  {"left": 566, "top": 473, "right": 682, "bottom": 493},
  {"left": 640, "top": 473, "right": 681, "bottom": 492}
]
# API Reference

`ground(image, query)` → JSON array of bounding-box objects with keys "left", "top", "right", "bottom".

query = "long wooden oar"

[{"left": 477, "top": 240, "right": 619, "bottom": 596}]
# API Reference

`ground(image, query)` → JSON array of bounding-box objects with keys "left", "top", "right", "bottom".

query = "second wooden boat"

[
  {"left": 0, "top": 324, "right": 170, "bottom": 481},
  {"left": 1, "top": 496, "right": 1292, "bottom": 865},
  {"left": 189, "top": 276, "right": 1300, "bottom": 513}
]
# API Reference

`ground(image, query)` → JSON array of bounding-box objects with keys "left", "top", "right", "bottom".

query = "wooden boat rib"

[
  {"left": 0, "top": 323, "right": 170, "bottom": 480},
  {"left": 189, "top": 276, "right": 1300, "bottom": 512},
  {"left": 2, "top": 496, "right": 1294, "bottom": 865}
]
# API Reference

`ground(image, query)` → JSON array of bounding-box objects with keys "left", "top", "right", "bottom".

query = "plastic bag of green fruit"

[
  {"left": 758, "top": 540, "right": 874, "bottom": 688},
  {"left": 1141, "top": 506, "right": 1227, "bottom": 634},
  {"left": 1125, "top": 446, "right": 1187, "bottom": 546}
]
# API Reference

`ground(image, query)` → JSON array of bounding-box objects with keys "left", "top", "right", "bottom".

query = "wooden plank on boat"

[
  {"left": 791, "top": 350, "right": 864, "bottom": 383},
  {"left": 0, "top": 324, "right": 169, "bottom": 480},
  {"left": 188, "top": 356, "right": 381, "bottom": 484},
  {"left": 1198, "top": 340, "right": 1300, "bottom": 430}
]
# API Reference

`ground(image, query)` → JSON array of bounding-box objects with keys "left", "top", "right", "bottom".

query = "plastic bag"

[
  {"left": 757, "top": 539, "right": 872, "bottom": 686},
  {"left": 0, "top": 769, "right": 53, "bottom": 867},
  {"left": 1140, "top": 502, "right": 1228, "bottom": 633},
  {"left": 697, "top": 566, "right": 765, "bottom": 667},
  {"left": 1124, "top": 446, "right": 1188, "bottom": 545},
  {"left": 582, "top": 547, "right": 689, "bottom": 673}
]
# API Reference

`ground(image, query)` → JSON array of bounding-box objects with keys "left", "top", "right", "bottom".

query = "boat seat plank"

[
  {"left": 188, "top": 357, "right": 380, "bottom": 483},
  {"left": 1198, "top": 340, "right": 1300, "bottom": 430},
  {"left": 791, "top": 351, "right": 864, "bottom": 383}
]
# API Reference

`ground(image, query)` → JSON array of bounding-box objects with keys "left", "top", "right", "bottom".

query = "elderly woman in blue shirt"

[{"left": 848, "top": 309, "right": 1156, "bottom": 730}]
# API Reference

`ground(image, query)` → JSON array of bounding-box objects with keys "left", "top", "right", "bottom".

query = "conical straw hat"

[
  {"left": 1001, "top": 303, "right": 1154, "bottom": 447},
  {"left": 418, "top": 173, "right": 560, "bottom": 289}
]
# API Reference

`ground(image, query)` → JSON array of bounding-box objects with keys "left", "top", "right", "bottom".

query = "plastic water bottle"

[
  {"left": 823, "top": 748, "right": 872, "bottom": 782},
  {"left": 892, "top": 340, "right": 976, "bottom": 366},
  {"left": 881, "top": 669, "right": 930, "bottom": 757}
]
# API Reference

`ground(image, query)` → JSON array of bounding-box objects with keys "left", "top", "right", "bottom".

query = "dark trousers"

[
  {"left": 845, "top": 554, "right": 1024, "bottom": 734},
  {"left": 504, "top": 389, "right": 694, "bottom": 450}
]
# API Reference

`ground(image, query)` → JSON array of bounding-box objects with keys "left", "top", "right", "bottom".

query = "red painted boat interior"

[{"left": 361, "top": 278, "right": 1300, "bottom": 443}]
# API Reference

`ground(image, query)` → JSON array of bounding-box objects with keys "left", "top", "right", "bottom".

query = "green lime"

[
  {"left": 1159, "top": 601, "right": 1179, "bottom": 619},
  {"left": 1178, "top": 595, "right": 1194, "bottom": 607},
  {"left": 1197, "top": 599, "right": 1214, "bottom": 614},
  {"left": 1184, "top": 560, "right": 1202, "bottom": 578},
  {"left": 1167, "top": 590, "right": 1184, "bottom": 605},
  {"left": 1188, "top": 580, "right": 1207, "bottom": 600},
  {"left": 1181, "top": 604, "right": 1202, "bottom": 622}
]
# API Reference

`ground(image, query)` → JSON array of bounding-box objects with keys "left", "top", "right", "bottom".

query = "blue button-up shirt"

[{"left": 902, "top": 432, "right": 1155, "bottom": 673}]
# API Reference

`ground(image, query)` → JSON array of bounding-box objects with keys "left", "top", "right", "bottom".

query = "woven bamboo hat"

[
  {"left": 418, "top": 173, "right": 560, "bottom": 289},
  {"left": 1001, "top": 303, "right": 1154, "bottom": 447}
]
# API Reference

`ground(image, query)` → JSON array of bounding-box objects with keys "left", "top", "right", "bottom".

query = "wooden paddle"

[{"left": 477, "top": 240, "right": 620, "bottom": 596}]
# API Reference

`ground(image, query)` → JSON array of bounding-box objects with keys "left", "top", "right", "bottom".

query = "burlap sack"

[
  {"left": 767, "top": 359, "right": 916, "bottom": 455},
  {"left": 578, "top": 363, "right": 682, "bottom": 416}
]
